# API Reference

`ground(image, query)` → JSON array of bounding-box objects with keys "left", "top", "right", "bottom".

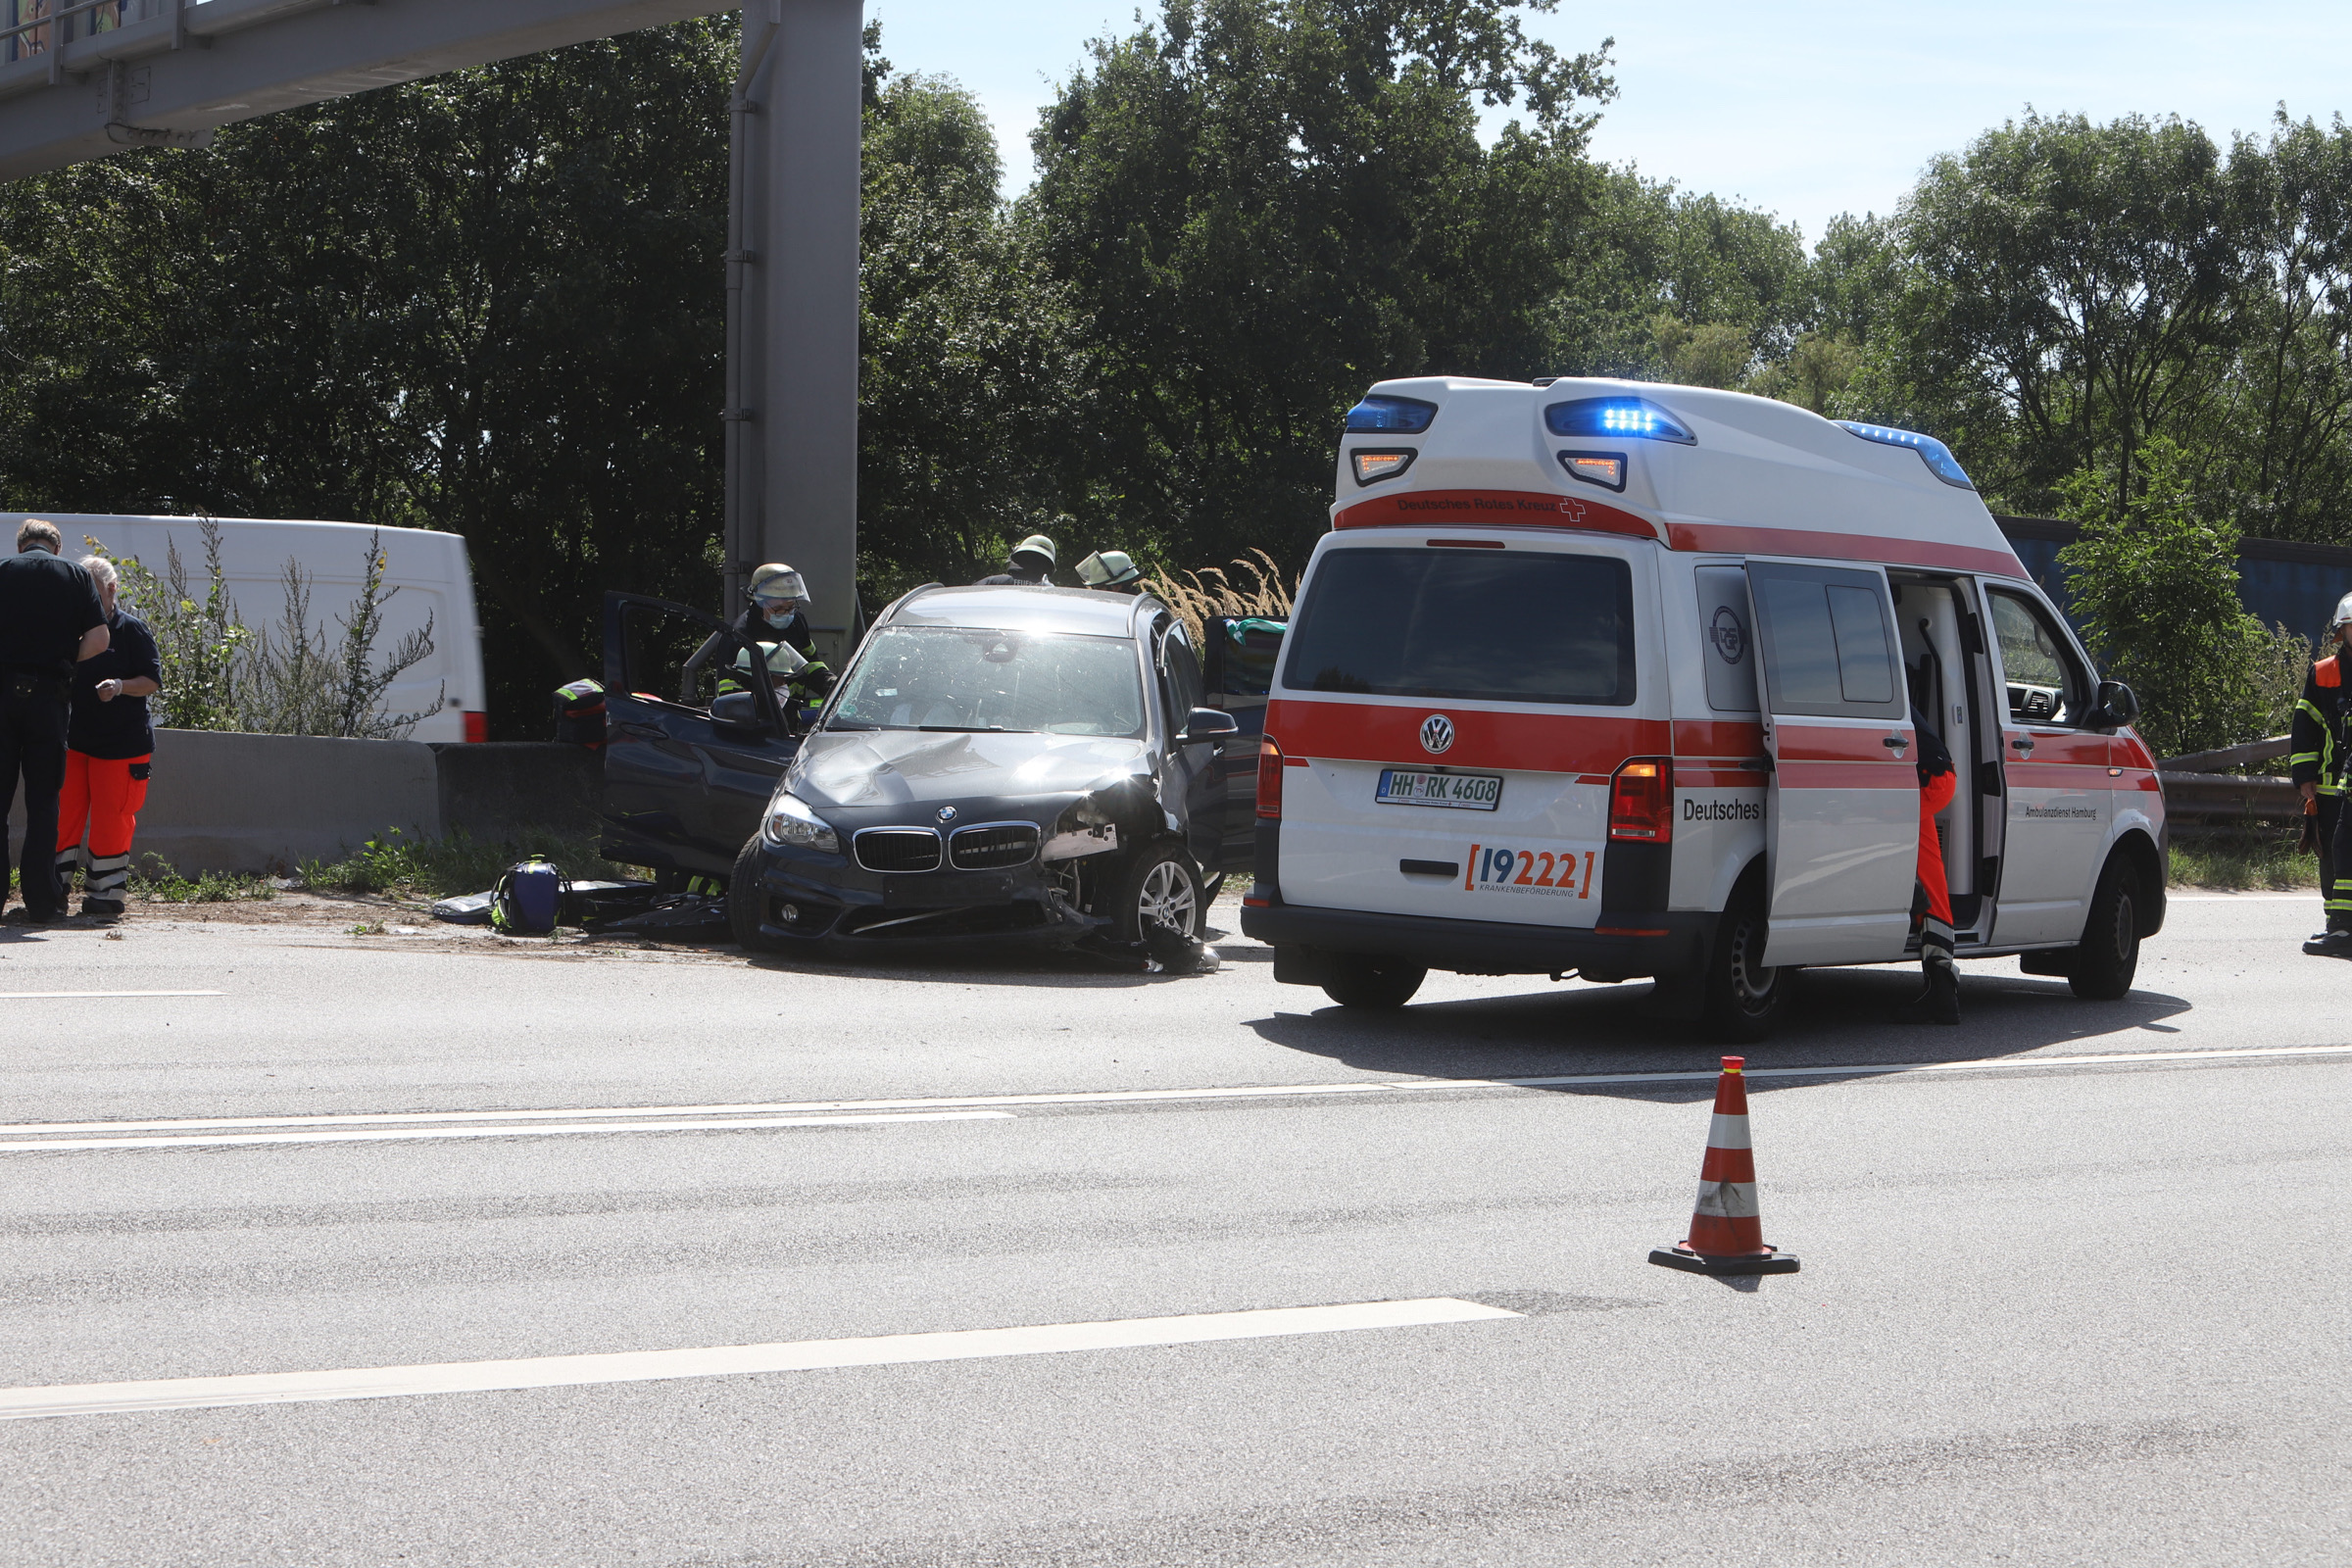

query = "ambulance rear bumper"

[{"left": 1241, "top": 900, "right": 1712, "bottom": 981}]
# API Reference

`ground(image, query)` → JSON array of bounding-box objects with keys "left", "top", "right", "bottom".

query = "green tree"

[
  {"left": 2054, "top": 436, "right": 2268, "bottom": 757},
  {"left": 1026, "top": 0, "right": 1613, "bottom": 566}
]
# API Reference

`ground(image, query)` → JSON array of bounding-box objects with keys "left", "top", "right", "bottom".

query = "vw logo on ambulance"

[{"left": 1419, "top": 714, "right": 1455, "bottom": 755}]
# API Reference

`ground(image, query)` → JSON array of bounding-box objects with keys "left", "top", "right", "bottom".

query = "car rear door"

[
  {"left": 1746, "top": 560, "right": 1920, "bottom": 965},
  {"left": 1154, "top": 618, "right": 1235, "bottom": 873},
  {"left": 599, "top": 592, "right": 796, "bottom": 879}
]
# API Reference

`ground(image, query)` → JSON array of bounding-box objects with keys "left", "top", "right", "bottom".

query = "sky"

[{"left": 862, "top": 0, "right": 2352, "bottom": 245}]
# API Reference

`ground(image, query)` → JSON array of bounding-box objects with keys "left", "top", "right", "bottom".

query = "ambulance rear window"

[{"left": 1281, "top": 548, "right": 1636, "bottom": 707}]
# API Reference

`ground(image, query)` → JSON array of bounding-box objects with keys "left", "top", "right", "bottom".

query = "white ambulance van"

[
  {"left": 1240, "top": 378, "right": 2165, "bottom": 1039},
  {"left": 4, "top": 513, "right": 486, "bottom": 743}
]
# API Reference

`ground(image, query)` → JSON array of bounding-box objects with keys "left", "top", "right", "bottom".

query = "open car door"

[
  {"left": 1745, "top": 561, "right": 1921, "bottom": 967},
  {"left": 599, "top": 592, "right": 798, "bottom": 882}
]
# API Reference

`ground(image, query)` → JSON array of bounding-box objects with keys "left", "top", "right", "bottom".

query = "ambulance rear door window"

[
  {"left": 1694, "top": 565, "right": 1759, "bottom": 712},
  {"left": 1280, "top": 547, "right": 1637, "bottom": 707}
]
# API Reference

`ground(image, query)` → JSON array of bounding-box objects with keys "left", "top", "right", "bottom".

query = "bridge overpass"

[{"left": 0, "top": 0, "right": 860, "bottom": 656}]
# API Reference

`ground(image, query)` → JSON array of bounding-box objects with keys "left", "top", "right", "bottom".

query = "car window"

[
  {"left": 1159, "top": 622, "right": 1206, "bottom": 722},
  {"left": 1985, "top": 587, "right": 2091, "bottom": 726},
  {"left": 618, "top": 600, "right": 729, "bottom": 711},
  {"left": 827, "top": 625, "right": 1147, "bottom": 737},
  {"left": 1281, "top": 547, "right": 1637, "bottom": 707},
  {"left": 1746, "top": 563, "right": 1906, "bottom": 721},
  {"left": 1694, "top": 565, "right": 1759, "bottom": 712}
]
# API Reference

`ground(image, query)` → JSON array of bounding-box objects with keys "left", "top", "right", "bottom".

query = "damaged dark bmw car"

[{"left": 596, "top": 583, "right": 1255, "bottom": 956}]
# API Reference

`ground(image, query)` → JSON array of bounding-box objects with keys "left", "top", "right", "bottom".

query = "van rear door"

[
  {"left": 1746, "top": 560, "right": 1920, "bottom": 965},
  {"left": 1266, "top": 535, "right": 1655, "bottom": 927}
]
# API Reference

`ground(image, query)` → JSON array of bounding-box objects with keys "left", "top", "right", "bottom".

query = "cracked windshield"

[{"left": 829, "top": 625, "right": 1146, "bottom": 736}]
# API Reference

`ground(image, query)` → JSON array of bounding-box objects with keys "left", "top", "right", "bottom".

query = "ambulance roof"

[{"left": 1332, "top": 376, "right": 2026, "bottom": 580}]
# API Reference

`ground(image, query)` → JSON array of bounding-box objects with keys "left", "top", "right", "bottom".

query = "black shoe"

[
  {"left": 2303, "top": 930, "right": 2352, "bottom": 956},
  {"left": 1896, "top": 964, "right": 1961, "bottom": 1025},
  {"left": 79, "top": 896, "right": 124, "bottom": 920},
  {"left": 17, "top": 906, "right": 63, "bottom": 926}
]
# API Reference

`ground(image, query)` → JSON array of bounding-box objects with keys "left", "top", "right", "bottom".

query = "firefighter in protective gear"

[
  {"left": 978, "top": 535, "right": 1056, "bottom": 586},
  {"left": 745, "top": 563, "right": 814, "bottom": 658},
  {"left": 720, "top": 640, "right": 834, "bottom": 708},
  {"left": 1076, "top": 549, "right": 1145, "bottom": 594},
  {"left": 2291, "top": 590, "right": 2352, "bottom": 956},
  {"left": 1898, "top": 700, "right": 1961, "bottom": 1023}
]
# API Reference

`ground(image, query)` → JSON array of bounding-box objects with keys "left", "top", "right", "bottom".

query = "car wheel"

[
  {"left": 1700, "top": 885, "right": 1789, "bottom": 1042},
  {"left": 728, "top": 833, "right": 787, "bottom": 956},
  {"left": 1320, "top": 954, "right": 1427, "bottom": 1008},
  {"left": 1112, "top": 844, "right": 1204, "bottom": 943},
  {"left": 2067, "top": 855, "right": 2140, "bottom": 1001}
]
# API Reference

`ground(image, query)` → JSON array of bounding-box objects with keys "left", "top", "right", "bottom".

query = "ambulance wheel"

[
  {"left": 1701, "top": 889, "right": 1788, "bottom": 1042},
  {"left": 1320, "top": 954, "right": 1427, "bottom": 1009},
  {"left": 2068, "top": 855, "right": 2141, "bottom": 1001},
  {"left": 728, "top": 834, "right": 787, "bottom": 956}
]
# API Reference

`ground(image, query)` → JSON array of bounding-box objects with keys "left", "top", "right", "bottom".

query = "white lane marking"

[
  {"left": 0, "top": 1110, "right": 1011, "bottom": 1153},
  {"left": 1, "top": 1043, "right": 2343, "bottom": 1141},
  {"left": 0, "top": 1298, "right": 1520, "bottom": 1420},
  {"left": 2167, "top": 894, "right": 2313, "bottom": 902},
  {"left": 0, "top": 990, "right": 222, "bottom": 1000}
]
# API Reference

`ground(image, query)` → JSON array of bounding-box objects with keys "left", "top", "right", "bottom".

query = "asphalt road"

[{"left": 1, "top": 892, "right": 2345, "bottom": 1566}]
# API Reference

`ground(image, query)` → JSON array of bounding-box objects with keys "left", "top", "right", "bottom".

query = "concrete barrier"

[{"left": 8, "top": 732, "right": 606, "bottom": 875}]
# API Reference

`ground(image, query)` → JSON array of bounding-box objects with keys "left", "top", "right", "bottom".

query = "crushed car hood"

[{"left": 787, "top": 729, "right": 1152, "bottom": 811}]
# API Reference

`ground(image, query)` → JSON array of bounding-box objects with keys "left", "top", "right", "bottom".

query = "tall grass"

[{"left": 1144, "top": 549, "right": 1295, "bottom": 648}]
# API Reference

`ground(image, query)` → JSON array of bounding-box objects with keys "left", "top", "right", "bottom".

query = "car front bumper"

[{"left": 739, "top": 840, "right": 1108, "bottom": 949}]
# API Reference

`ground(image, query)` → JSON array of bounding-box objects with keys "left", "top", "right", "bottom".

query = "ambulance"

[{"left": 1239, "top": 377, "right": 2165, "bottom": 1039}]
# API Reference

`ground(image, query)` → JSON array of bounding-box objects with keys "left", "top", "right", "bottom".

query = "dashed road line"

[
  {"left": 0, "top": 990, "right": 223, "bottom": 1000},
  {"left": 0, "top": 1298, "right": 1521, "bottom": 1419}
]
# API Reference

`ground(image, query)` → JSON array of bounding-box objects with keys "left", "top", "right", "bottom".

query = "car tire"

[
  {"left": 1320, "top": 954, "right": 1427, "bottom": 1009},
  {"left": 1700, "top": 885, "right": 1789, "bottom": 1042},
  {"left": 728, "top": 833, "right": 787, "bottom": 956},
  {"left": 2067, "top": 854, "right": 2140, "bottom": 1001},
  {"left": 1111, "top": 844, "right": 1205, "bottom": 943}
]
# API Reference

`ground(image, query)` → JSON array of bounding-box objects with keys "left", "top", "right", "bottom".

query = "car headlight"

[{"left": 763, "top": 792, "right": 840, "bottom": 854}]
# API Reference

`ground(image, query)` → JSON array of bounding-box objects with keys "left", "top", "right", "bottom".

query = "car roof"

[{"left": 883, "top": 584, "right": 1158, "bottom": 638}]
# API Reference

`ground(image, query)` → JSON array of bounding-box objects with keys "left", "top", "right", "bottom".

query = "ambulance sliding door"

[{"left": 1746, "top": 561, "right": 1921, "bottom": 966}]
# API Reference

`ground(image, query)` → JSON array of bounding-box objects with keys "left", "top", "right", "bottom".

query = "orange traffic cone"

[{"left": 1649, "top": 1055, "right": 1800, "bottom": 1276}]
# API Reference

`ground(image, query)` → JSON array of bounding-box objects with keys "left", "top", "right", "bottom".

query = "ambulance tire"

[
  {"left": 2067, "top": 855, "right": 2141, "bottom": 1001},
  {"left": 729, "top": 833, "right": 787, "bottom": 956},
  {"left": 1700, "top": 884, "right": 1788, "bottom": 1042},
  {"left": 1319, "top": 954, "right": 1427, "bottom": 1009}
]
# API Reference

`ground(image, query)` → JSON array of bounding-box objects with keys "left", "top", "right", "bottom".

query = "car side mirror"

[
  {"left": 710, "top": 690, "right": 771, "bottom": 735},
  {"left": 2092, "top": 679, "right": 2139, "bottom": 728},
  {"left": 1183, "top": 707, "right": 1240, "bottom": 742}
]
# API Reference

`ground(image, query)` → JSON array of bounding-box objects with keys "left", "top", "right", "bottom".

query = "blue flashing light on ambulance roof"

[
  {"left": 1837, "top": 420, "right": 1976, "bottom": 490},
  {"left": 1343, "top": 395, "right": 1439, "bottom": 434},
  {"left": 1544, "top": 397, "right": 1695, "bottom": 445}
]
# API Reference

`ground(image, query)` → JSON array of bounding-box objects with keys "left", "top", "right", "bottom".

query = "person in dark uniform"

[
  {"left": 0, "top": 519, "right": 109, "bottom": 923},
  {"left": 1898, "top": 698, "right": 1960, "bottom": 1023},
  {"left": 741, "top": 562, "right": 817, "bottom": 660},
  {"left": 55, "top": 556, "right": 161, "bottom": 920},
  {"left": 2291, "top": 591, "right": 2352, "bottom": 956},
  {"left": 977, "top": 534, "right": 1056, "bottom": 586}
]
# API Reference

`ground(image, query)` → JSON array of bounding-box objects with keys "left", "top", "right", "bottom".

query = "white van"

[
  {"left": 1240, "top": 378, "right": 2165, "bottom": 1039},
  {"left": 5, "top": 514, "right": 486, "bottom": 743}
]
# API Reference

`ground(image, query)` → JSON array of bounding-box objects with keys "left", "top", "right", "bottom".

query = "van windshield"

[
  {"left": 1280, "top": 548, "right": 1637, "bottom": 707},
  {"left": 827, "top": 626, "right": 1147, "bottom": 736}
]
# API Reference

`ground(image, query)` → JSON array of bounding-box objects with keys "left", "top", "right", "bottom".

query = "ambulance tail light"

[
  {"left": 463, "top": 710, "right": 489, "bottom": 743},
  {"left": 1257, "top": 736, "right": 1285, "bottom": 818},
  {"left": 1608, "top": 758, "right": 1673, "bottom": 842}
]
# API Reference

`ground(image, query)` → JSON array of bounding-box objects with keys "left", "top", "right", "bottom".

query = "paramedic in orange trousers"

[
  {"left": 1899, "top": 702, "right": 1961, "bottom": 1025},
  {"left": 55, "top": 555, "right": 160, "bottom": 920}
]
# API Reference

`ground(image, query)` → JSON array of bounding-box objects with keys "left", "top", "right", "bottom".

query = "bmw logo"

[
  {"left": 1419, "top": 714, "right": 1454, "bottom": 756},
  {"left": 937, "top": 806, "right": 957, "bottom": 822}
]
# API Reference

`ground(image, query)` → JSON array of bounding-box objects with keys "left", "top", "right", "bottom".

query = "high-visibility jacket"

[{"left": 2291, "top": 654, "right": 2345, "bottom": 795}]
